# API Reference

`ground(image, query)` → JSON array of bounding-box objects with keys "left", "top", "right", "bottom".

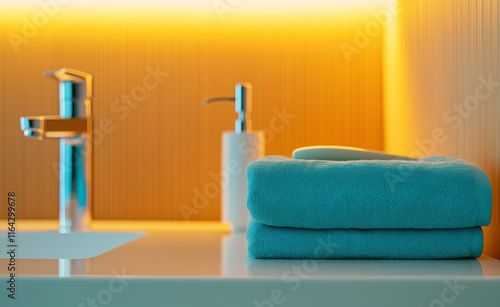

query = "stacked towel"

[{"left": 246, "top": 156, "right": 492, "bottom": 259}]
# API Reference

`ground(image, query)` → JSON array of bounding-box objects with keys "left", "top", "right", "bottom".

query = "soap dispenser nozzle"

[{"left": 202, "top": 83, "right": 252, "bottom": 133}]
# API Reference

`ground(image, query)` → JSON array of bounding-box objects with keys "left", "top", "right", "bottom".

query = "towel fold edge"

[
  {"left": 471, "top": 165, "right": 493, "bottom": 226},
  {"left": 471, "top": 227, "right": 484, "bottom": 258}
]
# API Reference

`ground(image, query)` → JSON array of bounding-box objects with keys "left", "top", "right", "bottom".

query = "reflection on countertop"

[{"left": 0, "top": 220, "right": 499, "bottom": 279}]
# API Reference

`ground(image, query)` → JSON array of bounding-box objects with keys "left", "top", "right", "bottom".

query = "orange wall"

[
  {"left": 384, "top": 0, "right": 500, "bottom": 258},
  {"left": 0, "top": 5, "right": 384, "bottom": 221}
]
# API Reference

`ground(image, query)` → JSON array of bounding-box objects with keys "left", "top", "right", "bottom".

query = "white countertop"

[{"left": 1, "top": 221, "right": 499, "bottom": 307}]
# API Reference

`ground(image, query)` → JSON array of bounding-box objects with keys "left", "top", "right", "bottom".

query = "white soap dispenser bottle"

[{"left": 203, "top": 83, "right": 265, "bottom": 232}]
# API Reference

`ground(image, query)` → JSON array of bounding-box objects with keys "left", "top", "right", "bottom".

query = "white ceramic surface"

[{"left": 0, "top": 231, "right": 145, "bottom": 259}]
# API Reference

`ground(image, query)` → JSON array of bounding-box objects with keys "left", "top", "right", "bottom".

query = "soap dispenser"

[{"left": 203, "top": 83, "right": 265, "bottom": 232}]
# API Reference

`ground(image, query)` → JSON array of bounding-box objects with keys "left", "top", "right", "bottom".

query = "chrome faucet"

[{"left": 20, "top": 68, "right": 92, "bottom": 233}]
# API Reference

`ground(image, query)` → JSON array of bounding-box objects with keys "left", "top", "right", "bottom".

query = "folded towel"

[
  {"left": 246, "top": 156, "right": 492, "bottom": 229},
  {"left": 247, "top": 220, "right": 483, "bottom": 259}
]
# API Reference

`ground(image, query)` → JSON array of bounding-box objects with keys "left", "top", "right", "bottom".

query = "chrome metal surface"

[
  {"left": 20, "top": 68, "right": 93, "bottom": 233},
  {"left": 202, "top": 83, "right": 252, "bottom": 133}
]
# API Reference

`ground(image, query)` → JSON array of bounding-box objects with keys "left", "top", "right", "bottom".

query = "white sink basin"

[{"left": 0, "top": 231, "right": 145, "bottom": 259}]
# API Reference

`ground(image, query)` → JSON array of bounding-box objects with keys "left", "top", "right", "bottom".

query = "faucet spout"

[{"left": 20, "top": 116, "right": 87, "bottom": 140}]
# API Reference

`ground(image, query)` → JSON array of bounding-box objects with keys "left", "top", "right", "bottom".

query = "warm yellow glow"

[
  {"left": 0, "top": 220, "right": 60, "bottom": 231},
  {"left": 0, "top": 5, "right": 388, "bottom": 55},
  {"left": 3, "top": 0, "right": 389, "bottom": 10},
  {"left": 1, "top": 219, "right": 230, "bottom": 231},
  {"left": 92, "top": 220, "right": 230, "bottom": 232},
  {"left": 383, "top": 0, "right": 416, "bottom": 156}
]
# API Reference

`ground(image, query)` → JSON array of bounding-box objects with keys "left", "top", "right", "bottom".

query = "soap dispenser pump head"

[{"left": 202, "top": 83, "right": 252, "bottom": 133}]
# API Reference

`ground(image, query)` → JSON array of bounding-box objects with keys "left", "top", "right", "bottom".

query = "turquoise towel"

[
  {"left": 246, "top": 156, "right": 492, "bottom": 229},
  {"left": 247, "top": 220, "right": 484, "bottom": 259}
]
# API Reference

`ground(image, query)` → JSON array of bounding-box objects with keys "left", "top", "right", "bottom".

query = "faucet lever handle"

[{"left": 43, "top": 68, "right": 92, "bottom": 100}]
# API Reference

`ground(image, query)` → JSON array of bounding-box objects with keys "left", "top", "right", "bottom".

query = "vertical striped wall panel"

[
  {"left": 385, "top": 0, "right": 500, "bottom": 258},
  {"left": 0, "top": 7, "right": 383, "bottom": 221}
]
